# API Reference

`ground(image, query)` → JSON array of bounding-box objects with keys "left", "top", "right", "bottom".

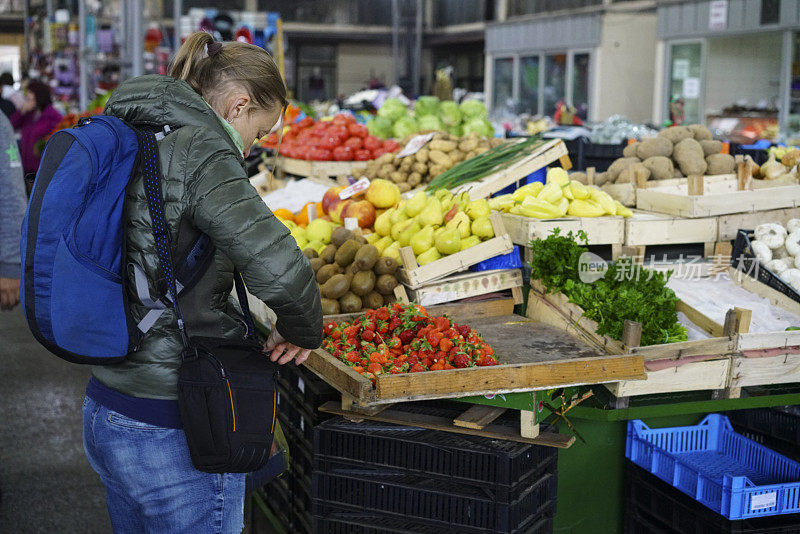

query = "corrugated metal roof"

[
  {"left": 485, "top": 13, "right": 602, "bottom": 53},
  {"left": 657, "top": 0, "right": 800, "bottom": 39}
]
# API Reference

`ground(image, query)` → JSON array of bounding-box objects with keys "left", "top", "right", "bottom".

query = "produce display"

[
  {"left": 367, "top": 96, "right": 494, "bottom": 140},
  {"left": 748, "top": 220, "right": 800, "bottom": 291},
  {"left": 577, "top": 124, "right": 736, "bottom": 187},
  {"left": 320, "top": 179, "right": 402, "bottom": 227},
  {"left": 279, "top": 217, "right": 337, "bottom": 252},
  {"left": 352, "top": 132, "right": 504, "bottom": 192},
  {"left": 490, "top": 168, "right": 633, "bottom": 219},
  {"left": 758, "top": 148, "right": 799, "bottom": 183},
  {"left": 321, "top": 302, "right": 499, "bottom": 380},
  {"left": 529, "top": 230, "right": 687, "bottom": 346},
  {"left": 274, "top": 114, "right": 400, "bottom": 161},
  {"left": 304, "top": 226, "right": 401, "bottom": 315}
]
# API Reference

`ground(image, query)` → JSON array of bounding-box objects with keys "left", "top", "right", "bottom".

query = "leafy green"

[
  {"left": 367, "top": 116, "right": 394, "bottom": 139},
  {"left": 417, "top": 115, "right": 443, "bottom": 131},
  {"left": 414, "top": 96, "right": 440, "bottom": 117},
  {"left": 529, "top": 230, "right": 687, "bottom": 346},
  {"left": 439, "top": 101, "right": 462, "bottom": 127},
  {"left": 378, "top": 98, "right": 408, "bottom": 122},
  {"left": 459, "top": 99, "right": 488, "bottom": 120},
  {"left": 392, "top": 116, "right": 419, "bottom": 139}
]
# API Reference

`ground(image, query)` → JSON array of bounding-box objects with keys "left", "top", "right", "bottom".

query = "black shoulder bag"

[{"left": 139, "top": 129, "right": 279, "bottom": 474}]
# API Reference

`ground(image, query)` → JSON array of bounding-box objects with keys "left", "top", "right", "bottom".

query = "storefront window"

[
  {"left": 493, "top": 57, "right": 514, "bottom": 111},
  {"left": 544, "top": 53, "right": 567, "bottom": 116},
  {"left": 668, "top": 42, "right": 703, "bottom": 124},
  {"left": 519, "top": 55, "right": 540, "bottom": 115},
  {"left": 572, "top": 52, "right": 590, "bottom": 120}
]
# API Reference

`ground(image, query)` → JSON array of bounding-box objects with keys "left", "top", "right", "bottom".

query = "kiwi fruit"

[
  {"left": 363, "top": 291, "right": 384, "bottom": 309},
  {"left": 321, "top": 298, "right": 340, "bottom": 316},
  {"left": 354, "top": 245, "right": 379, "bottom": 271},
  {"left": 309, "top": 257, "right": 325, "bottom": 273},
  {"left": 302, "top": 248, "right": 318, "bottom": 259},
  {"left": 319, "top": 244, "right": 337, "bottom": 264},
  {"left": 322, "top": 274, "right": 350, "bottom": 300},
  {"left": 316, "top": 263, "right": 340, "bottom": 285},
  {"left": 354, "top": 234, "right": 368, "bottom": 245},
  {"left": 350, "top": 270, "right": 376, "bottom": 297},
  {"left": 339, "top": 291, "right": 362, "bottom": 313},
  {"left": 375, "top": 274, "right": 399, "bottom": 295},
  {"left": 374, "top": 257, "right": 398, "bottom": 276},
  {"left": 334, "top": 239, "right": 360, "bottom": 267},
  {"left": 331, "top": 227, "right": 353, "bottom": 248}
]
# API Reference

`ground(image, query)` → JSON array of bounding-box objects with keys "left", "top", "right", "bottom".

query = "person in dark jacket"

[
  {"left": 82, "top": 32, "right": 322, "bottom": 533},
  {"left": 9, "top": 80, "right": 62, "bottom": 176}
]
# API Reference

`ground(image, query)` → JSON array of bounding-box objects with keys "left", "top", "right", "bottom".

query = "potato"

[
  {"left": 399, "top": 159, "right": 413, "bottom": 171},
  {"left": 459, "top": 139, "right": 478, "bottom": 153},
  {"left": 412, "top": 162, "right": 428, "bottom": 175},
  {"left": 429, "top": 150, "right": 453, "bottom": 167},
  {"left": 490, "top": 138, "right": 505, "bottom": 147},
  {"left": 594, "top": 172, "right": 611, "bottom": 186},
  {"left": 473, "top": 146, "right": 490, "bottom": 156},
  {"left": 699, "top": 140, "right": 723, "bottom": 157},
  {"left": 377, "top": 164, "right": 394, "bottom": 179},
  {"left": 428, "top": 164, "right": 446, "bottom": 178},
  {"left": 673, "top": 167, "right": 684, "bottom": 178},
  {"left": 606, "top": 157, "right": 641, "bottom": 182},
  {"left": 658, "top": 125, "right": 693, "bottom": 144},
  {"left": 449, "top": 150, "right": 465, "bottom": 163},
  {"left": 636, "top": 137, "right": 673, "bottom": 159},
  {"left": 617, "top": 163, "right": 651, "bottom": 184},
  {"left": 570, "top": 172, "right": 588, "bottom": 184},
  {"left": 622, "top": 142, "right": 639, "bottom": 158},
  {"left": 389, "top": 171, "right": 407, "bottom": 184},
  {"left": 672, "top": 138, "right": 707, "bottom": 176},
  {"left": 688, "top": 124, "right": 713, "bottom": 141},
  {"left": 602, "top": 182, "right": 635, "bottom": 207},
  {"left": 429, "top": 139, "right": 457, "bottom": 152},
  {"left": 415, "top": 148, "right": 429, "bottom": 163},
  {"left": 377, "top": 153, "right": 395, "bottom": 165},
  {"left": 642, "top": 156, "right": 674, "bottom": 181},
  {"left": 407, "top": 172, "right": 422, "bottom": 187},
  {"left": 351, "top": 166, "right": 366, "bottom": 179},
  {"left": 782, "top": 149, "right": 800, "bottom": 168},
  {"left": 398, "top": 182, "right": 412, "bottom": 192},
  {"left": 705, "top": 153, "right": 736, "bottom": 175},
  {"left": 465, "top": 150, "right": 478, "bottom": 160}
]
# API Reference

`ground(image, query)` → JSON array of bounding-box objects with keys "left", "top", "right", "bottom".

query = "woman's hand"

[{"left": 263, "top": 328, "right": 311, "bottom": 365}]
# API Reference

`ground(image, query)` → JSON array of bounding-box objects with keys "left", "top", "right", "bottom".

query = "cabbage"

[
  {"left": 463, "top": 118, "right": 494, "bottom": 138},
  {"left": 414, "top": 96, "right": 440, "bottom": 118},
  {"left": 417, "top": 115, "right": 442, "bottom": 132},
  {"left": 439, "top": 101, "right": 462, "bottom": 127},
  {"left": 446, "top": 123, "right": 463, "bottom": 137},
  {"left": 377, "top": 98, "right": 408, "bottom": 122},
  {"left": 393, "top": 116, "right": 419, "bottom": 139},
  {"left": 459, "top": 99, "right": 488, "bottom": 120},
  {"left": 368, "top": 116, "right": 394, "bottom": 139}
]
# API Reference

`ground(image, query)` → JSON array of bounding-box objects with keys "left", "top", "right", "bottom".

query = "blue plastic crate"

[
  {"left": 469, "top": 245, "right": 523, "bottom": 272},
  {"left": 626, "top": 414, "right": 800, "bottom": 520}
]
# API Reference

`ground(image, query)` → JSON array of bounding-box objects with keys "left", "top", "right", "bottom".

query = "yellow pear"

[
  {"left": 471, "top": 216, "right": 494, "bottom": 239},
  {"left": 418, "top": 197, "right": 444, "bottom": 227},
  {"left": 405, "top": 191, "right": 427, "bottom": 218},
  {"left": 446, "top": 212, "right": 472, "bottom": 238},
  {"left": 374, "top": 235, "right": 393, "bottom": 254},
  {"left": 411, "top": 225, "right": 435, "bottom": 255},
  {"left": 465, "top": 199, "right": 490, "bottom": 220},
  {"left": 435, "top": 227, "right": 462, "bottom": 255},
  {"left": 382, "top": 241, "right": 401, "bottom": 263},
  {"left": 391, "top": 219, "right": 415, "bottom": 242},
  {"left": 398, "top": 221, "right": 421, "bottom": 248},
  {"left": 417, "top": 247, "right": 442, "bottom": 265},
  {"left": 460, "top": 235, "right": 481, "bottom": 251},
  {"left": 390, "top": 207, "right": 409, "bottom": 226},
  {"left": 374, "top": 209, "right": 394, "bottom": 236},
  {"left": 365, "top": 232, "right": 381, "bottom": 244}
]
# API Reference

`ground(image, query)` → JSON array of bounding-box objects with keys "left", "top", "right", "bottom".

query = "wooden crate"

[
  {"left": 718, "top": 207, "right": 800, "bottom": 241},
  {"left": 601, "top": 173, "right": 738, "bottom": 207},
  {"left": 624, "top": 210, "right": 718, "bottom": 257},
  {"left": 728, "top": 266, "right": 800, "bottom": 315},
  {"left": 501, "top": 213, "right": 625, "bottom": 254},
  {"left": 404, "top": 268, "right": 524, "bottom": 307},
  {"left": 304, "top": 301, "right": 645, "bottom": 407},
  {"left": 276, "top": 156, "right": 363, "bottom": 177},
  {"left": 398, "top": 212, "right": 514, "bottom": 289},
  {"left": 448, "top": 139, "right": 569, "bottom": 200}
]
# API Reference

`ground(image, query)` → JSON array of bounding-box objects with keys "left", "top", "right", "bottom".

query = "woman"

[
  {"left": 10, "top": 80, "right": 62, "bottom": 176},
  {"left": 82, "top": 32, "right": 322, "bottom": 533}
]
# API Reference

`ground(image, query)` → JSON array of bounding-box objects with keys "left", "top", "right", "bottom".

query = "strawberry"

[
  {"left": 398, "top": 329, "right": 415, "bottom": 346},
  {"left": 454, "top": 353, "right": 471, "bottom": 368},
  {"left": 367, "top": 362, "right": 383, "bottom": 375},
  {"left": 409, "top": 363, "right": 425, "bottom": 373},
  {"left": 434, "top": 316, "right": 450, "bottom": 331}
]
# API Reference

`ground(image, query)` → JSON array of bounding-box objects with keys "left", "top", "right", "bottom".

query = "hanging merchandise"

[
  {"left": 235, "top": 26, "right": 254, "bottom": 44},
  {"left": 214, "top": 13, "right": 235, "bottom": 41}
]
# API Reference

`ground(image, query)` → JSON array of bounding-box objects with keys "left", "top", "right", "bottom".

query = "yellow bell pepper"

[
  {"left": 569, "top": 181, "right": 590, "bottom": 200},
  {"left": 489, "top": 194, "right": 515, "bottom": 212},
  {"left": 546, "top": 167, "right": 570, "bottom": 187},
  {"left": 567, "top": 199, "right": 606, "bottom": 218},
  {"left": 513, "top": 198, "right": 564, "bottom": 219},
  {"left": 588, "top": 188, "right": 617, "bottom": 215},
  {"left": 556, "top": 197, "right": 569, "bottom": 217},
  {"left": 511, "top": 182, "right": 544, "bottom": 203},
  {"left": 614, "top": 200, "right": 633, "bottom": 217},
  {"left": 536, "top": 181, "right": 563, "bottom": 204}
]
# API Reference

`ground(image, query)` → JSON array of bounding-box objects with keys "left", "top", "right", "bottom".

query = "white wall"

[
  {"left": 336, "top": 44, "right": 396, "bottom": 96},
  {"left": 704, "top": 32, "right": 782, "bottom": 115},
  {"left": 595, "top": 12, "right": 657, "bottom": 123}
]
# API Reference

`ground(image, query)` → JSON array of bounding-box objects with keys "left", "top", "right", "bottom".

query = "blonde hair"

[{"left": 169, "top": 32, "right": 287, "bottom": 113}]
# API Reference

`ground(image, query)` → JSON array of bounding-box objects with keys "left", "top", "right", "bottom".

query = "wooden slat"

[
  {"left": 636, "top": 185, "right": 800, "bottom": 218},
  {"left": 737, "top": 330, "right": 800, "bottom": 351},
  {"left": 631, "top": 337, "right": 736, "bottom": 361},
  {"left": 277, "top": 156, "right": 362, "bottom": 177},
  {"left": 605, "top": 358, "right": 731, "bottom": 397},
  {"left": 501, "top": 213, "right": 625, "bottom": 247},
  {"left": 624, "top": 211, "right": 717, "bottom": 247},
  {"left": 318, "top": 401, "right": 575, "bottom": 448},
  {"left": 676, "top": 299, "right": 724, "bottom": 338},
  {"left": 322, "top": 296, "right": 516, "bottom": 325},
  {"left": 732, "top": 354, "right": 800, "bottom": 388},
  {"left": 405, "top": 269, "right": 523, "bottom": 307},
  {"left": 728, "top": 266, "right": 800, "bottom": 315},
  {"left": 373, "top": 353, "right": 646, "bottom": 402},
  {"left": 453, "top": 405, "right": 507, "bottom": 429},
  {"left": 303, "top": 350, "right": 375, "bottom": 402},
  {"left": 717, "top": 207, "right": 800, "bottom": 241}
]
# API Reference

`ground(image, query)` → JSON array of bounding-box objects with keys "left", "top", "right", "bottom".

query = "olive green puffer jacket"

[{"left": 92, "top": 75, "right": 322, "bottom": 400}]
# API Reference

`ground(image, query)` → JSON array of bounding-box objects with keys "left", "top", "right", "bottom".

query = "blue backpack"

[{"left": 20, "top": 116, "right": 210, "bottom": 364}]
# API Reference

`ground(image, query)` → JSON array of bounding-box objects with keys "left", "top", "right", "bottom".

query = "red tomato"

[
  {"left": 383, "top": 139, "right": 400, "bottom": 152},
  {"left": 332, "top": 145, "right": 353, "bottom": 161},
  {"left": 363, "top": 136, "right": 383, "bottom": 151},
  {"left": 344, "top": 137, "right": 363, "bottom": 150},
  {"left": 328, "top": 125, "right": 349, "bottom": 144},
  {"left": 353, "top": 149, "right": 372, "bottom": 161},
  {"left": 332, "top": 114, "right": 353, "bottom": 125},
  {"left": 348, "top": 123, "right": 368, "bottom": 138},
  {"left": 309, "top": 148, "right": 332, "bottom": 161},
  {"left": 297, "top": 117, "right": 314, "bottom": 129},
  {"left": 371, "top": 148, "right": 386, "bottom": 159}
]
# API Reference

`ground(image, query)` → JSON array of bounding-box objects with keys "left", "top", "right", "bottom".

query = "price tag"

[
  {"left": 306, "top": 203, "right": 317, "bottom": 222},
  {"left": 750, "top": 492, "right": 777, "bottom": 511},
  {"left": 339, "top": 177, "right": 370, "bottom": 199},
  {"left": 395, "top": 133, "right": 435, "bottom": 158},
  {"left": 344, "top": 218, "right": 359, "bottom": 231}
]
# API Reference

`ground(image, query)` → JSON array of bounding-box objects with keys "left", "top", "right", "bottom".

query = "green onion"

[{"left": 426, "top": 135, "right": 546, "bottom": 192}]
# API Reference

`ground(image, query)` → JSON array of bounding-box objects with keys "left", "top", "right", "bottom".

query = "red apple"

[
  {"left": 330, "top": 200, "right": 352, "bottom": 224},
  {"left": 342, "top": 199, "right": 377, "bottom": 228},
  {"left": 321, "top": 186, "right": 345, "bottom": 215}
]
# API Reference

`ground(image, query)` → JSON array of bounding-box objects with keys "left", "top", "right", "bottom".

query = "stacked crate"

[
  {"left": 727, "top": 407, "right": 800, "bottom": 462},
  {"left": 311, "top": 417, "right": 558, "bottom": 534}
]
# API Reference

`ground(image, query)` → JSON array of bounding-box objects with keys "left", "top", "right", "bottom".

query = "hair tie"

[{"left": 207, "top": 42, "right": 223, "bottom": 57}]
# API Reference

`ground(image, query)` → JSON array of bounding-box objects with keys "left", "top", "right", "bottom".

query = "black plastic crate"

[
  {"left": 313, "top": 417, "right": 557, "bottom": 489},
  {"left": 625, "top": 463, "right": 800, "bottom": 533},
  {"left": 730, "top": 143, "right": 770, "bottom": 166},
  {"left": 311, "top": 465, "right": 556, "bottom": 534},
  {"left": 727, "top": 408, "right": 800, "bottom": 462},
  {"left": 311, "top": 503, "right": 555, "bottom": 534},
  {"left": 731, "top": 229, "right": 800, "bottom": 305},
  {"left": 582, "top": 140, "right": 627, "bottom": 172}
]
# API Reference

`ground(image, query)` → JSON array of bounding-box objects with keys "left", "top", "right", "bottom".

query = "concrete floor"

[{"left": 0, "top": 308, "right": 112, "bottom": 533}]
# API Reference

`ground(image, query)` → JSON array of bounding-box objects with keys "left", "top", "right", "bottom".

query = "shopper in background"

[
  {"left": 10, "top": 80, "right": 62, "bottom": 177},
  {"left": 82, "top": 32, "right": 322, "bottom": 533},
  {"left": 0, "top": 72, "right": 24, "bottom": 115},
  {"left": 0, "top": 112, "right": 26, "bottom": 310}
]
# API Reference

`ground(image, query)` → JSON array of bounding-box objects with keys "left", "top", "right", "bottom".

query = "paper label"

[
  {"left": 395, "top": 133, "right": 435, "bottom": 158},
  {"left": 709, "top": 0, "right": 728, "bottom": 30},
  {"left": 344, "top": 218, "right": 360, "bottom": 231},
  {"left": 683, "top": 77, "right": 700, "bottom": 99},
  {"left": 750, "top": 492, "right": 777, "bottom": 511},
  {"left": 339, "top": 177, "right": 370, "bottom": 199},
  {"left": 306, "top": 203, "right": 317, "bottom": 222},
  {"left": 420, "top": 291, "right": 459, "bottom": 307},
  {"left": 672, "top": 59, "right": 690, "bottom": 80},
  {"left": 297, "top": 377, "right": 305, "bottom": 394}
]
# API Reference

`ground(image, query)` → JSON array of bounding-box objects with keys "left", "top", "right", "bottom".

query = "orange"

[
  {"left": 273, "top": 208, "right": 294, "bottom": 220},
  {"left": 294, "top": 202, "right": 324, "bottom": 226}
]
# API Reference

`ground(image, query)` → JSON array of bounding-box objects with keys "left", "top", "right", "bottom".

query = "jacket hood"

[{"left": 104, "top": 74, "right": 240, "bottom": 156}]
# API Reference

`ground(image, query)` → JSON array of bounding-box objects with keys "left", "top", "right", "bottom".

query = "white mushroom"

[
  {"left": 766, "top": 259, "right": 789, "bottom": 274},
  {"left": 784, "top": 268, "right": 800, "bottom": 291},
  {"left": 751, "top": 240, "right": 772, "bottom": 263},
  {"left": 774, "top": 246, "right": 791, "bottom": 259},
  {"left": 787, "top": 219, "right": 800, "bottom": 234},
  {"left": 754, "top": 223, "right": 787, "bottom": 249},
  {"left": 785, "top": 230, "right": 800, "bottom": 257},
  {"left": 781, "top": 257, "right": 796, "bottom": 270}
]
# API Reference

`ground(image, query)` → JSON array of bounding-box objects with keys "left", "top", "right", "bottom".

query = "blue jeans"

[{"left": 82, "top": 396, "right": 245, "bottom": 533}]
